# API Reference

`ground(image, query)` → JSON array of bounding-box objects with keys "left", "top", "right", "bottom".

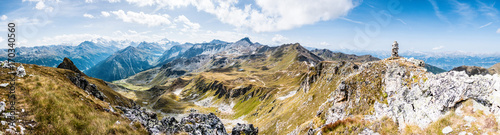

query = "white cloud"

[
  {"left": 125, "top": 0, "right": 358, "bottom": 32},
  {"left": 126, "top": 0, "right": 189, "bottom": 9},
  {"left": 83, "top": 13, "right": 94, "bottom": 19},
  {"left": 428, "top": 0, "right": 450, "bottom": 24},
  {"left": 101, "top": 11, "right": 111, "bottom": 17},
  {"left": 479, "top": 22, "right": 492, "bottom": 29},
  {"left": 174, "top": 15, "right": 200, "bottom": 31},
  {"left": 108, "top": 0, "right": 120, "bottom": 3},
  {"left": 476, "top": 0, "right": 498, "bottom": 21},
  {"left": 35, "top": 1, "right": 45, "bottom": 10},
  {"left": 450, "top": 0, "right": 476, "bottom": 21},
  {"left": 272, "top": 34, "right": 287, "bottom": 44},
  {"left": 27, "top": 0, "right": 56, "bottom": 12},
  {"left": 0, "top": 37, "right": 4, "bottom": 43},
  {"left": 110, "top": 10, "right": 172, "bottom": 27},
  {"left": 340, "top": 17, "right": 364, "bottom": 24},
  {"left": 39, "top": 34, "right": 102, "bottom": 45},
  {"left": 85, "top": 0, "right": 94, "bottom": 3},
  {"left": 320, "top": 42, "right": 330, "bottom": 46},
  {"left": 432, "top": 46, "right": 444, "bottom": 50},
  {"left": 128, "top": 30, "right": 137, "bottom": 34},
  {"left": 397, "top": 19, "right": 407, "bottom": 25},
  {"left": 1, "top": 15, "right": 7, "bottom": 21},
  {"left": 497, "top": 28, "right": 500, "bottom": 33}
]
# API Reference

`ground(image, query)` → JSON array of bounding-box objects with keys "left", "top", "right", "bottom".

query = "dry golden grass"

[{"left": 0, "top": 63, "right": 148, "bottom": 134}]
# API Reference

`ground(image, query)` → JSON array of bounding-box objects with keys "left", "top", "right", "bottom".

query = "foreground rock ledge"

[{"left": 115, "top": 106, "right": 258, "bottom": 135}]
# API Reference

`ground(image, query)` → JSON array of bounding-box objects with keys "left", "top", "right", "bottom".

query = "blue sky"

[{"left": 0, "top": 0, "right": 499, "bottom": 53}]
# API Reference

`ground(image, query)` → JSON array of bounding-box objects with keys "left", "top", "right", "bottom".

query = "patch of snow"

[
  {"left": 218, "top": 101, "right": 235, "bottom": 114},
  {"left": 194, "top": 96, "right": 213, "bottom": 107},
  {"left": 278, "top": 90, "right": 297, "bottom": 100},
  {"left": 173, "top": 88, "right": 183, "bottom": 95}
]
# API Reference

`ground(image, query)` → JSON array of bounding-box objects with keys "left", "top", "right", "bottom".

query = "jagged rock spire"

[{"left": 57, "top": 57, "right": 86, "bottom": 76}]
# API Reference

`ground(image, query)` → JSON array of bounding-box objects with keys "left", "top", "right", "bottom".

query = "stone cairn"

[{"left": 391, "top": 41, "right": 399, "bottom": 58}]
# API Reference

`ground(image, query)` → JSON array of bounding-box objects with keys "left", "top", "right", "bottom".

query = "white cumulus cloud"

[
  {"left": 320, "top": 42, "right": 330, "bottom": 46},
  {"left": 110, "top": 10, "right": 172, "bottom": 27},
  {"left": 35, "top": 1, "right": 45, "bottom": 10},
  {"left": 101, "top": 11, "right": 111, "bottom": 17},
  {"left": 432, "top": 46, "right": 445, "bottom": 50},
  {"left": 174, "top": 15, "right": 200, "bottom": 32},
  {"left": 83, "top": 13, "right": 94, "bottom": 18},
  {"left": 27, "top": 0, "right": 56, "bottom": 12},
  {"left": 125, "top": 0, "right": 358, "bottom": 32},
  {"left": 1, "top": 15, "right": 7, "bottom": 21},
  {"left": 272, "top": 34, "right": 287, "bottom": 44}
]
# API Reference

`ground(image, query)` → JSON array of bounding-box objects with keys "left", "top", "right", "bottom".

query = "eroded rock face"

[
  {"left": 68, "top": 73, "right": 107, "bottom": 101},
  {"left": 315, "top": 58, "right": 500, "bottom": 134},
  {"left": 374, "top": 60, "right": 500, "bottom": 129}
]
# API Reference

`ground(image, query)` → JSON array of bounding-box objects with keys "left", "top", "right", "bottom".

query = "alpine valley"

[{"left": 1, "top": 38, "right": 500, "bottom": 135}]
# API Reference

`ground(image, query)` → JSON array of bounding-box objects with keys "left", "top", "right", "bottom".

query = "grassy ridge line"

[{"left": 0, "top": 63, "right": 147, "bottom": 134}]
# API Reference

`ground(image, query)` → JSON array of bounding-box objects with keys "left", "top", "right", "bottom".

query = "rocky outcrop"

[
  {"left": 231, "top": 123, "right": 258, "bottom": 135},
  {"left": 116, "top": 105, "right": 256, "bottom": 135},
  {"left": 372, "top": 58, "right": 500, "bottom": 129},
  {"left": 450, "top": 65, "right": 492, "bottom": 76},
  {"left": 310, "top": 57, "right": 500, "bottom": 134},
  {"left": 68, "top": 73, "right": 107, "bottom": 101},
  {"left": 57, "top": 57, "right": 85, "bottom": 76}
]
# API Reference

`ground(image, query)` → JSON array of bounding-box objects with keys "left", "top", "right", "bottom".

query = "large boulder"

[
  {"left": 16, "top": 64, "right": 26, "bottom": 77},
  {"left": 450, "top": 65, "right": 491, "bottom": 76}
]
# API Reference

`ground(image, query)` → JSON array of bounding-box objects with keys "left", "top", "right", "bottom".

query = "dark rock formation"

[
  {"left": 232, "top": 123, "right": 258, "bottom": 135},
  {"left": 116, "top": 105, "right": 255, "bottom": 135},
  {"left": 68, "top": 73, "right": 106, "bottom": 101},
  {"left": 335, "top": 81, "right": 349, "bottom": 102},
  {"left": 450, "top": 65, "right": 491, "bottom": 76},
  {"left": 58, "top": 57, "right": 86, "bottom": 76}
]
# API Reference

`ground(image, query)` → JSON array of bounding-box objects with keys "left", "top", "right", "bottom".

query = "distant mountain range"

[
  {"left": 321, "top": 49, "right": 500, "bottom": 71},
  {"left": 4, "top": 38, "right": 499, "bottom": 82},
  {"left": 4, "top": 38, "right": 500, "bottom": 134}
]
